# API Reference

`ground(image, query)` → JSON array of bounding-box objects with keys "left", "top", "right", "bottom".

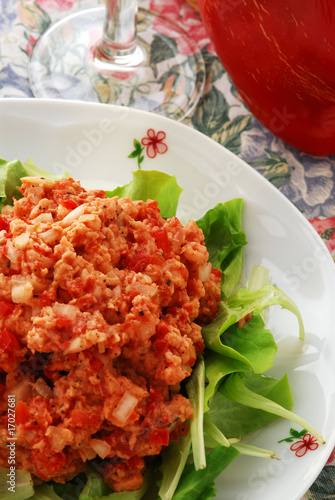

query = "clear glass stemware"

[{"left": 29, "top": 0, "right": 205, "bottom": 120}]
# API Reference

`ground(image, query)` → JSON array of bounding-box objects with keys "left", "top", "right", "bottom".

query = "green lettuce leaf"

[
  {"left": 220, "top": 372, "right": 324, "bottom": 443},
  {"left": 185, "top": 357, "right": 206, "bottom": 470},
  {"left": 171, "top": 445, "right": 239, "bottom": 500},
  {"left": 196, "top": 200, "right": 247, "bottom": 297},
  {"left": 208, "top": 372, "right": 294, "bottom": 439},
  {"left": 203, "top": 353, "right": 249, "bottom": 412},
  {"left": 27, "top": 484, "right": 63, "bottom": 500},
  {"left": 21, "top": 159, "right": 69, "bottom": 180},
  {"left": 222, "top": 314, "right": 278, "bottom": 374},
  {"left": 78, "top": 473, "right": 111, "bottom": 499},
  {"left": 202, "top": 283, "right": 305, "bottom": 363},
  {"left": 106, "top": 170, "right": 182, "bottom": 219},
  {"left": 158, "top": 435, "right": 192, "bottom": 500},
  {"left": 0, "top": 158, "right": 68, "bottom": 210},
  {"left": 0, "top": 467, "right": 35, "bottom": 500},
  {"left": 203, "top": 413, "right": 230, "bottom": 448}
]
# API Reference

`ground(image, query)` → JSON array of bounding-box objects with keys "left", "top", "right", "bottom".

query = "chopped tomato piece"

[
  {"left": 15, "top": 401, "right": 30, "bottom": 425},
  {"left": 237, "top": 312, "right": 253, "bottom": 328},
  {"left": 126, "top": 250, "right": 164, "bottom": 273},
  {"left": 211, "top": 268, "right": 222, "bottom": 279},
  {"left": 69, "top": 408, "right": 101, "bottom": 428},
  {"left": 60, "top": 199, "right": 78, "bottom": 210},
  {"left": 151, "top": 226, "right": 170, "bottom": 254},
  {"left": 155, "top": 321, "right": 170, "bottom": 339},
  {"left": 0, "top": 300, "right": 16, "bottom": 318},
  {"left": 40, "top": 290, "right": 55, "bottom": 307},
  {"left": 55, "top": 315, "right": 73, "bottom": 328},
  {"left": 0, "top": 216, "right": 9, "bottom": 231},
  {"left": 72, "top": 321, "right": 87, "bottom": 336},
  {"left": 32, "top": 449, "right": 67, "bottom": 480},
  {"left": 152, "top": 339, "right": 168, "bottom": 356},
  {"left": 148, "top": 387, "right": 165, "bottom": 403},
  {"left": 146, "top": 217, "right": 160, "bottom": 228},
  {"left": 149, "top": 428, "right": 169, "bottom": 446},
  {"left": 0, "top": 328, "right": 20, "bottom": 352},
  {"left": 170, "top": 421, "right": 190, "bottom": 440},
  {"left": 194, "top": 341, "right": 205, "bottom": 354},
  {"left": 90, "top": 356, "right": 103, "bottom": 372}
]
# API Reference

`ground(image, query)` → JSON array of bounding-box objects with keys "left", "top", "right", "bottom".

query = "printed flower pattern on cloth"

[
  {"left": 149, "top": 0, "right": 214, "bottom": 53},
  {"left": 35, "top": 0, "right": 76, "bottom": 11},
  {"left": 24, "top": 34, "right": 38, "bottom": 57},
  {"left": 279, "top": 428, "right": 319, "bottom": 458},
  {"left": 309, "top": 216, "right": 335, "bottom": 258},
  {"left": 128, "top": 130, "right": 168, "bottom": 168}
]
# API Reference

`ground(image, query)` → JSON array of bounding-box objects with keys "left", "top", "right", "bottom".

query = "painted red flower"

[
  {"left": 290, "top": 433, "right": 319, "bottom": 457},
  {"left": 141, "top": 129, "right": 168, "bottom": 159}
]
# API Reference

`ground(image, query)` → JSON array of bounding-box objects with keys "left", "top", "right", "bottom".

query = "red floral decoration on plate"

[
  {"left": 141, "top": 129, "right": 168, "bottom": 159},
  {"left": 290, "top": 433, "right": 319, "bottom": 457}
]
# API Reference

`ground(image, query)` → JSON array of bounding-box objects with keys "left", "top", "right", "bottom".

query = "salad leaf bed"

[{"left": 0, "top": 159, "right": 323, "bottom": 500}]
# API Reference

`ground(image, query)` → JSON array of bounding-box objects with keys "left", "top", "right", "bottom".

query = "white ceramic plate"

[{"left": 1, "top": 98, "right": 335, "bottom": 500}]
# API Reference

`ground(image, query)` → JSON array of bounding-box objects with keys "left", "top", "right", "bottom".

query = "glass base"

[{"left": 29, "top": 6, "right": 205, "bottom": 121}]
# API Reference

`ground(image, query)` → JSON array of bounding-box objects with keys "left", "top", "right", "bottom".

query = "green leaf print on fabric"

[
  {"left": 250, "top": 149, "right": 291, "bottom": 188},
  {"left": 201, "top": 46, "right": 226, "bottom": 85},
  {"left": 192, "top": 86, "right": 230, "bottom": 135},
  {"left": 309, "top": 465, "right": 335, "bottom": 498},
  {"left": 150, "top": 33, "right": 177, "bottom": 66},
  {"left": 192, "top": 87, "right": 252, "bottom": 155},
  {"left": 212, "top": 114, "right": 252, "bottom": 155},
  {"left": 18, "top": 1, "right": 51, "bottom": 35}
]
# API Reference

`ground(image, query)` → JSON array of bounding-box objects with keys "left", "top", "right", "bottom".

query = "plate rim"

[{"left": 1, "top": 97, "right": 335, "bottom": 499}]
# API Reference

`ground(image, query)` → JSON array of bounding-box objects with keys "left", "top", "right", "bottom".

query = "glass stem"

[{"left": 98, "top": 0, "right": 144, "bottom": 66}]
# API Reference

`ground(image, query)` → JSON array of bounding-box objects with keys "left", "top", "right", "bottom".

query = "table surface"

[{"left": 1, "top": 0, "right": 335, "bottom": 499}]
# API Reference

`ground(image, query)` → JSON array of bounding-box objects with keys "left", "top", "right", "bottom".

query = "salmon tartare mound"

[{"left": 0, "top": 177, "right": 221, "bottom": 491}]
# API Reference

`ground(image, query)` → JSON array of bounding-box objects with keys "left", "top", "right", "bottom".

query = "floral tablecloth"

[{"left": 0, "top": 0, "right": 335, "bottom": 498}]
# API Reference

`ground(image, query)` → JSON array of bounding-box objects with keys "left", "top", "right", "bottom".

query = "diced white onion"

[
  {"left": 81, "top": 268, "right": 89, "bottom": 280},
  {"left": 63, "top": 337, "right": 83, "bottom": 354},
  {"left": 5, "top": 240, "right": 19, "bottom": 263},
  {"left": 39, "top": 228, "right": 58, "bottom": 245},
  {"left": 11, "top": 280, "right": 33, "bottom": 304},
  {"left": 112, "top": 392, "right": 138, "bottom": 423},
  {"left": 30, "top": 305, "right": 41, "bottom": 317},
  {"left": 45, "top": 426, "right": 73, "bottom": 453},
  {"left": 78, "top": 214, "right": 96, "bottom": 223},
  {"left": 106, "top": 269, "right": 121, "bottom": 286},
  {"left": 199, "top": 262, "right": 212, "bottom": 282},
  {"left": 13, "top": 232, "right": 30, "bottom": 250},
  {"left": 21, "top": 176, "right": 54, "bottom": 187},
  {"left": 64, "top": 329, "right": 107, "bottom": 354},
  {"left": 33, "top": 377, "right": 53, "bottom": 398},
  {"left": 111, "top": 285, "right": 121, "bottom": 297},
  {"left": 61, "top": 204, "right": 85, "bottom": 227},
  {"left": 33, "top": 213, "right": 53, "bottom": 224},
  {"left": 92, "top": 285, "right": 102, "bottom": 299},
  {"left": 98, "top": 341, "right": 107, "bottom": 353},
  {"left": 53, "top": 302, "right": 77, "bottom": 320},
  {"left": 90, "top": 439, "right": 111, "bottom": 459},
  {"left": 78, "top": 447, "right": 97, "bottom": 461},
  {"left": 9, "top": 379, "right": 32, "bottom": 402}
]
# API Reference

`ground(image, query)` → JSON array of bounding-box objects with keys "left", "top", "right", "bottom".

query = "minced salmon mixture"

[{"left": 0, "top": 177, "right": 221, "bottom": 492}]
